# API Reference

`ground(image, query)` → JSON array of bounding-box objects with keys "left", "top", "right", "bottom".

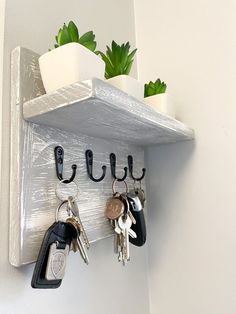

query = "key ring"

[
  {"left": 55, "top": 179, "right": 79, "bottom": 201},
  {"left": 55, "top": 200, "right": 70, "bottom": 222},
  {"left": 112, "top": 179, "right": 128, "bottom": 195}
]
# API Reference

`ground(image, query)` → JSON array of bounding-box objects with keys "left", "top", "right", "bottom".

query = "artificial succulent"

[
  {"left": 99, "top": 41, "right": 137, "bottom": 79},
  {"left": 144, "top": 79, "right": 167, "bottom": 97},
  {"left": 53, "top": 21, "right": 97, "bottom": 53}
]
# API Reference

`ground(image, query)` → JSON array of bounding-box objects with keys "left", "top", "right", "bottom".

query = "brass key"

[{"left": 66, "top": 217, "right": 89, "bottom": 265}]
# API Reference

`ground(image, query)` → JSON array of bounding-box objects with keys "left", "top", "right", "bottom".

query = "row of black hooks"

[{"left": 54, "top": 146, "right": 146, "bottom": 183}]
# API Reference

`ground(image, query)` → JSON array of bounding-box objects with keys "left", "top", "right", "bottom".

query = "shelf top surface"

[{"left": 23, "top": 78, "right": 194, "bottom": 146}]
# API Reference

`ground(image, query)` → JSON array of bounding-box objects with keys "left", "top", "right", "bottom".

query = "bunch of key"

[
  {"left": 31, "top": 196, "right": 89, "bottom": 289},
  {"left": 106, "top": 190, "right": 137, "bottom": 265},
  {"left": 67, "top": 196, "right": 90, "bottom": 264},
  {"left": 105, "top": 180, "right": 147, "bottom": 265}
]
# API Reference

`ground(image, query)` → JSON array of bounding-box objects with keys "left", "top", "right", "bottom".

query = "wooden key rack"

[{"left": 9, "top": 47, "right": 194, "bottom": 267}]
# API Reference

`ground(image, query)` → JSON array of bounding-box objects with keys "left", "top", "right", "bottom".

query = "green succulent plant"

[
  {"left": 144, "top": 79, "right": 167, "bottom": 97},
  {"left": 53, "top": 21, "right": 97, "bottom": 53},
  {"left": 98, "top": 41, "right": 137, "bottom": 79}
]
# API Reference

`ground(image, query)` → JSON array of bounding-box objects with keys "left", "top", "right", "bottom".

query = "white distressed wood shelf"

[{"left": 23, "top": 79, "right": 194, "bottom": 146}]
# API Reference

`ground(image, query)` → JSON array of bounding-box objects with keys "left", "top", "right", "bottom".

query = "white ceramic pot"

[
  {"left": 144, "top": 93, "right": 176, "bottom": 118},
  {"left": 107, "top": 75, "right": 144, "bottom": 101},
  {"left": 39, "top": 42, "right": 105, "bottom": 93}
]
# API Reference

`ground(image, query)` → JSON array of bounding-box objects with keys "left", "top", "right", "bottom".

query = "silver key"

[
  {"left": 77, "top": 235, "right": 89, "bottom": 265},
  {"left": 68, "top": 196, "right": 90, "bottom": 249},
  {"left": 114, "top": 218, "right": 136, "bottom": 238},
  {"left": 114, "top": 221, "right": 121, "bottom": 257},
  {"left": 121, "top": 193, "right": 136, "bottom": 225},
  {"left": 114, "top": 223, "right": 122, "bottom": 235},
  {"left": 114, "top": 233, "right": 119, "bottom": 254},
  {"left": 45, "top": 242, "right": 69, "bottom": 280},
  {"left": 113, "top": 220, "right": 123, "bottom": 261},
  {"left": 118, "top": 216, "right": 137, "bottom": 263}
]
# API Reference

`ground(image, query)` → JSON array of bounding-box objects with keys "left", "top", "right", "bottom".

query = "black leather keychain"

[
  {"left": 31, "top": 221, "right": 74, "bottom": 289},
  {"left": 127, "top": 193, "right": 146, "bottom": 247}
]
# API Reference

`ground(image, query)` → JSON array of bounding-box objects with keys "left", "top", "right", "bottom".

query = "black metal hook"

[
  {"left": 110, "top": 153, "right": 128, "bottom": 181},
  {"left": 128, "top": 155, "right": 146, "bottom": 181},
  {"left": 54, "top": 146, "right": 77, "bottom": 183},
  {"left": 85, "top": 150, "right": 107, "bottom": 182}
]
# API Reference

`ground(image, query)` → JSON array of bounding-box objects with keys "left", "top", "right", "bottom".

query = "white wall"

[
  {"left": 0, "top": 1, "right": 149, "bottom": 313},
  {"left": 135, "top": 0, "right": 236, "bottom": 313}
]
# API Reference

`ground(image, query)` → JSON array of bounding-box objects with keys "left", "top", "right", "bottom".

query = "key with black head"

[
  {"left": 126, "top": 192, "right": 147, "bottom": 247},
  {"left": 31, "top": 221, "right": 74, "bottom": 289}
]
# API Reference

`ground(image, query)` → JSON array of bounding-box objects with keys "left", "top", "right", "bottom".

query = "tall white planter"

[
  {"left": 39, "top": 42, "right": 105, "bottom": 93},
  {"left": 144, "top": 94, "right": 176, "bottom": 118},
  {"left": 107, "top": 75, "right": 143, "bottom": 101}
]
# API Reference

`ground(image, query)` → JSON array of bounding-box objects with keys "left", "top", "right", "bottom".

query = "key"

[
  {"left": 116, "top": 232, "right": 124, "bottom": 263},
  {"left": 114, "top": 233, "right": 119, "bottom": 254},
  {"left": 68, "top": 196, "right": 90, "bottom": 249},
  {"left": 31, "top": 221, "right": 74, "bottom": 289},
  {"left": 130, "top": 182, "right": 146, "bottom": 207},
  {"left": 113, "top": 220, "right": 124, "bottom": 261},
  {"left": 118, "top": 216, "right": 137, "bottom": 263},
  {"left": 70, "top": 239, "right": 79, "bottom": 253},
  {"left": 66, "top": 217, "right": 89, "bottom": 265},
  {"left": 77, "top": 235, "right": 89, "bottom": 265},
  {"left": 120, "top": 193, "right": 136, "bottom": 225},
  {"left": 114, "top": 220, "right": 126, "bottom": 258},
  {"left": 114, "top": 221, "right": 122, "bottom": 235},
  {"left": 113, "top": 218, "right": 121, "bottom": 253},
  {"left": 114, "top": 215, "right": 136, "bottom": 238},
  {"left": 66, "top": 218, "right": 80, "bottom": 253},
  {"left": 118, "top": 235, "right": 124, "bottom": 262}
]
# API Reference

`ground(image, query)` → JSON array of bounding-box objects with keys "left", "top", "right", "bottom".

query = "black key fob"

[
  {"left": 31, "top": 221, "right": 73, "bottom": 289},
  {"left": 127, "top": 194, "right": 146, "bottom": 247}
]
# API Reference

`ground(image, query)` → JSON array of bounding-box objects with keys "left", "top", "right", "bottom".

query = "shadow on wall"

[{"left": 145, "top": 140, "right": 195, "bottom": 270}]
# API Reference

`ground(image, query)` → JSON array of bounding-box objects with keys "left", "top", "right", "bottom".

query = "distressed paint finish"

[
  {"left": 10, "top": 47, "right": 146, "bottom": 267},
  {"left": 23, "top": 81, "right": 194, "bottom": 146}
]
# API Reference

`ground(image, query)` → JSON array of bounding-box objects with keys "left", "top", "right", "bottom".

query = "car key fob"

[
  {"left": 127, "top": 193, "right": 146, "bottom": 247},
  {"left": 31, "top": 221, "right": 73, "bottom": 289}
]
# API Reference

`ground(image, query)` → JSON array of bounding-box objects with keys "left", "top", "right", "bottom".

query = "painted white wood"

[
  {"left": 23, "top": 79, "right": 194, "bottom": 146},
  {"left": 10, "top": 47, "right": 146, "bottom": 267},
  {"left": 10, "top": 47, "right": 46, "bottom": 267}
]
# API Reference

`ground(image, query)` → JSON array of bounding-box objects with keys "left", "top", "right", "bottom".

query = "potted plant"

[
  {"left": 99, "top": 41, "right": 143, "bottom": 100},
  {"left": 144, "top": 79, "right": 175, "bottom": 118},
  {"left": 39, "top": 21, "right": 105, "bottom": 93}
]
